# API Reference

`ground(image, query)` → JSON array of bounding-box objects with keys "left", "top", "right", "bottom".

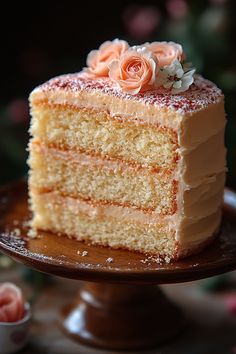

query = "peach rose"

[
  {"left": 0, "top": 283, "right": 25, "bottom": 323},
  {"left": 86, "top": 39, "right": 129, "bottom": 77},
  {"left": 109, "top": 46, "right": 158, "bottom": 95},
  {"left": 145, "top": 41, "right": 184, "bottom": 68}
]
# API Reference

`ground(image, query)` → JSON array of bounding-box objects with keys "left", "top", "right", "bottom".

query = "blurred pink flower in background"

[
  {"left": 225, "top": 294, "right": 236, "bottom": 316},
  {"left": 123, "top": 5, "right": 160, "bottom": 39},
  {"left": 0, "top": 283, "right": 25, "bottom": 323},
  {"left": 166, "top": 0, "right": 188, "bottom": 19},
  {"left": 7, "top": 99, "right": 29, "bottom": 124}
]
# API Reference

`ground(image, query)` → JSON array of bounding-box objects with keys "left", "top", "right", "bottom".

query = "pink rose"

[
  {"left": 86, "top": 39, "right": 129, "bottom": 77},
  {"left": 0, "top": 283, "right": 25, "bottom": 323},
  {"left": 145, "top": 41, "right": 184, "bottom": 67},
  {"left": 109, "top": 46, "right": 158, "bottom": 95}
]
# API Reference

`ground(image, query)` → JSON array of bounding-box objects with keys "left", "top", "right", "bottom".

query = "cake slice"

[{"left": 28, "top": 40, "right": 226, "bottom": 260}]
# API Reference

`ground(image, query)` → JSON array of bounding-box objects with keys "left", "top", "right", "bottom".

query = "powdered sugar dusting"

[
  {"left": 38, "top": 72, "right": 222, "bottom": 114},
  {"left": 0, "top": 233, "right": 54, "bottom": 262}
]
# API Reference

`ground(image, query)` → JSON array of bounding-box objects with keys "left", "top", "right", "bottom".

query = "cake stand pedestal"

[{"left": 0, "top": 180, "right": 236, "bottom": 351}]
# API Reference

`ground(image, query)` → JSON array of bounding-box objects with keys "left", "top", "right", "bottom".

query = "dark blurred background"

[{"left": 1, "top": 0, "right": 236, "bottom": 188}]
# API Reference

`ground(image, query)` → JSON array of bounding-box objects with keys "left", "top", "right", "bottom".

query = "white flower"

[{"left": 156, "top": 59, "right": 195, "bottom": 94}]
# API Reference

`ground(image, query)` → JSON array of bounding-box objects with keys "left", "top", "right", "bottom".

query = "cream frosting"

[
  {"left": 181, "top": 130, "right": 226, "bottom": 186},
  {"left": 31, "top": 142, "right": 166, "bottom": 175},
  {"left": 31, "top": 142, "right": 225, "bottom": 219},
  {"left": 31, "top": 73, "right": 222, "bottom": 114},
  {"left": 30, "top": 72, "right": 226, "bottom": 255},
  {"left": 33, "top": 190, "right": 222, "bottom": 256}
]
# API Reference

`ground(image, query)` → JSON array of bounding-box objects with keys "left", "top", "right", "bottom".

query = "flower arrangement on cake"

[{"left": 85, "top": 39, "right": 195, "bottom": 94}]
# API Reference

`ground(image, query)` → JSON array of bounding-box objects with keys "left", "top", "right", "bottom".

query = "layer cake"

[{"left": 28, "top": 40, "right": 226, "bottom": 260}]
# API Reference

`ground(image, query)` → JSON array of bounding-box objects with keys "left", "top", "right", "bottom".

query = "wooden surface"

[
  {"left": 0, "top": 180, "right": 236, "bottom": 350},
  {"left": 1, "top": 267, "right": 236, "bottom": 354},
  {"left": 59, "top": 282, "right": 185, "bottom": 350},
  {"left": 0, "top": 180, "right": 236, "bottom": 284}
]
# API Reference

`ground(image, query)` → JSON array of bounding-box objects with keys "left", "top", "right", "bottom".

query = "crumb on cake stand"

[{"left": 0, "top": 180, "right": 236, "bottom": 350}]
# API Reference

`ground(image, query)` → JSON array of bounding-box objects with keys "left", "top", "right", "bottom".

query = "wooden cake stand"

[{"left": 0, "top": 180, "right": 236, "bottom": 351}]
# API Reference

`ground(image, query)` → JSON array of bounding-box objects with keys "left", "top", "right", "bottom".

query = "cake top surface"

[
  {"left": 33, "top": 39, "right": 223, "bottom": 114},
  {"left": 36, "top": 72, "right": 223, "bottom": 114}
]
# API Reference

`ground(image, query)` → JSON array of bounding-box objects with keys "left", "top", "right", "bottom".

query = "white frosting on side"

[
  {"left": 175, "top": 96, "right": 226, "bottom": 254},
  {"left": 179, "top": 209, "right": 221, "bottom": 246},
  {"left": 183, "top": 172, "right": 225, "bottom": 218},
  {"left": 180, "top": 129, "right": 226, "bottom": 186}
]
